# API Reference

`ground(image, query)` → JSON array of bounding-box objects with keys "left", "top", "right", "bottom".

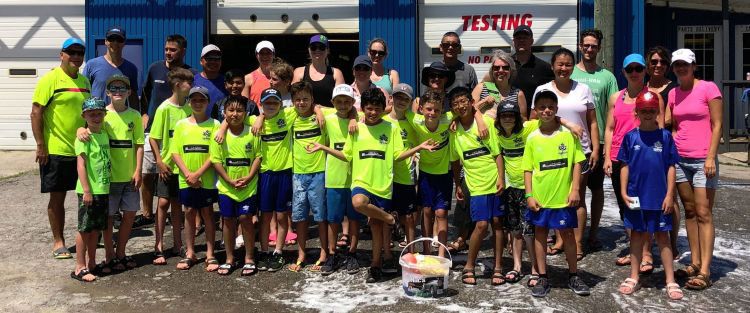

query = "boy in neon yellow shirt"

[
  {"left": 148, "top": 67, "right": 193, "bottom": 265},
  {"left": 307, "top": 88, "right": 437, "bottom": 283},
  {"left": 522, "top": 90, "right": 590, "bottom": 297},
  {"left": 170, "top": 86, "right": 220, "bottom": 271}
]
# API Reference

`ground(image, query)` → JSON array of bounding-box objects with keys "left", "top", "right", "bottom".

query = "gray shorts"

[
  {"left": 676, "top": 157, "right": 719, "bottom": 189},
  {"left": 142, "top": 133, "right": 158, "bottom": 174},
  {"left": 108, "top": 182, "right": 141, "bottom": 215}
]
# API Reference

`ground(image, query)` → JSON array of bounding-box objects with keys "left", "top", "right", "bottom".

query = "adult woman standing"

[
  {"left": 666, "top": 49, "right": 723, "bottom": 290},
  {"left": 368, "top": 38, "right": 400, "bottom": 95},
  {"left": 243, "top": 41, "right": 275, "bottom": 108},
  {"left": 531, "top": 48, "right": 599, "bottom": 261},
  {"left": 292, "top": 34, "right": 345, "bottom": 107},
  {"left": 472, "top": 49, "right": 527, "bottom": 119}
]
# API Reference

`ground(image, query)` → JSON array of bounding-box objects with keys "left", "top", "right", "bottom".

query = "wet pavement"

[{"left": 1, "top": 168, "right": 749, "bottom": 313}]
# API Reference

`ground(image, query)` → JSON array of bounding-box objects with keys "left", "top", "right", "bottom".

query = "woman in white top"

[{"left": 531, "top": 47, "right": 600, "bottom": 261}]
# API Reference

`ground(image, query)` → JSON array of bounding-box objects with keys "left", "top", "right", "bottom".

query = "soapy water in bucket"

[{"left": 399, "top": 238, "right": 452, "bottom": 298}]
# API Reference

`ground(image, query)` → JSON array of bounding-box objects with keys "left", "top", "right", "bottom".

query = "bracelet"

[{"left": 524, "top": 193, "right": 532, "bottom": 199}]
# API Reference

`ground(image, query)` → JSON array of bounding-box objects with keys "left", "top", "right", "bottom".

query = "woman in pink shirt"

[{"left": 665, "top": 49, "right": 723, "bottom": 290}]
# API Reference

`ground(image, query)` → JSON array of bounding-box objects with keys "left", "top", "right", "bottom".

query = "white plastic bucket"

[{"left": 399, "top": 238, "right": 453, "bottom": 298}]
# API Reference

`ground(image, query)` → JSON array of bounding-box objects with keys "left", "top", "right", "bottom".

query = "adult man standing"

[
  {"left": 83, "top": 26, "right": 139, "bottom": 108},
  {"left": 242, "top": 40, "right": 275, "bottom": 108},
  {"left": 31, "top": 38, "right": 91, "bottom": 258},
  {"left": 570, "top": 28, "right": 619, "bottom": 251},
  {"left": 193, "top": 44, "right": 227, "bottom": 118},
  {"left": 136, "top": 34, "right": 191, "bottom": 228},
  {"left": 511, "top": 25, "right": 554, "bottom": 118},
  {"left": 440, "top": 32, "right": 477, "bottom": 93}
]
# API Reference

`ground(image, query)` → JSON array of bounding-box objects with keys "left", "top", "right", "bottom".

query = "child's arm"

[
  {"left": 238, "top": 157, "right": 262, "bottom": 188},
  {"left": 76, "top": 127, "right": 92, "bottom": 142},
  {"left": 149, "top": 137, "right": 170, "bottom": 181},
  {"left": 214, "top": 119, "right": 229, "bottom": 143},
  {"left": 568, "top": 162, "right": 582, "bottom": 207},
  {"left": 347, "top": 106, "right": 359, "bottom": 134},
  {"left": 192, "top": 158, "right": 214, "bottom": 179},
  {"left": 171, "top": 153, "right": 199, "bottom": 188},
  {"left": 523, "top": 171, "right": 540, "bottom": 211},
  {"left": 475, "top": 110, "right": 488, "bottom": 139},
  {"left": 396, "top": 139, "right": 438, "bottom": 161},
  {"left": 252, "top": 113, "right": 265, "bottom": 135},
  {"left": 558, "top": 117, "right": 584, "bottom": 139},
  {"left": 495, "top": 154, "right": 505, "bottom": 195},
  {"left": 313, "top": 105, "right": 326, "bottom": 129},
  {"left": 76, "top": 153, "right": 93, "bottom": 206},
  {"left": 619, "top": 163, "right": 633, "bottom": 207},
  {"left": 212, "top": 161, "right": 237, "bottom": 188},
  {"left": 662, "top": 165, "right": 676, "bottom": 214},
  {"left": 306, "top": 142, "right": 347, "bottom": 162},
  {"left": 133, "top": 144, "right": 144, "bottom": 189},
  {"left": 451, "top": 160, "right": 464, "bottom": 201}
]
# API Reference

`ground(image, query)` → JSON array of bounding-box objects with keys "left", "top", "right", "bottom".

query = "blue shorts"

[
  {"left": 218, "top": 194, "right": 258, "bottom": 218},
  {"left": 178, "top": 188, "right": 217, "bottom": 209},
  {"left": 292, "top": 172, "right": 326, "bottom": 223},
  {"left": 469, "top": 194, "right": 505, "bottom": 222},
  {"left": 526, "top": 207, "right": 577, "bottom": 229},
  {"left": 352, "top": 187, "right": 391, "bottom": 212},
  {"left": 675, "top": 157, "right": 718, "bottom": 189},
  {"left": 326, "top": 188, "right": 365, "bottom": 224},
  {"left": 392, "top": 183, "right": 417, "bottom": 215},
  {"left": 623, "top": 209, "right": 673, "bottom": 233},
  {"left": 259, "top": 169, "right": 293, "bottom": 213},
  {"left": 417, "top": 171, "right": 452, "bottom": 210}
]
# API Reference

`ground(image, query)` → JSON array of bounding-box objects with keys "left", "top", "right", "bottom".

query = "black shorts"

[
  {"left": 586, "top": 148, "right": 605, "bottom": 190},
  {"left": 391, "top": 183, "right": 416, "bottom": 215},
  {"left": 77, "top": 193, "right": 108, "bottom": 232},
  {"left": 156, "top": 174, "right": 179, "bottom": 199},
  {"left": 501, "top": 187, "right": 534, "bottom": 236},
  {"left": 40, "top": 155, "right": 78, "bottom": 193}
]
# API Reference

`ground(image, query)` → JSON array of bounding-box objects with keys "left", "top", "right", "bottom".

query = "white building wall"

[
  {"left": 212, "top": 0, "right": 359, "bottom": 35},
  {"left": 0, "top": 1, "right": 85, "bottom": 150}
]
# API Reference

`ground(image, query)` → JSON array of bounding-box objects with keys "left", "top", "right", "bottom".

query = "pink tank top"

[
  {"left": 249, "top": 69, "right": 271, "bottom": 109},
  {"left": 610, "top": 88, "right": 642, "bottom": 160}
]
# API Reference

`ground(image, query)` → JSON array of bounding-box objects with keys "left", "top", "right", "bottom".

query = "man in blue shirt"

[
  {"left": 193, "top": 44, "right": 227, "bottom": 118},
  {"left": 83, "top": 26, "right": 139, "bottom": 108}
]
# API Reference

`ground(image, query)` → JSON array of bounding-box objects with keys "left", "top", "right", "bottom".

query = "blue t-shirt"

[
  {"left": 141, "top": 60, "right": 191, "bottom": 131},
  {"left": 193, "top": 72, "right": 226, "bottom": 118},
  {"left": 83, "top": 56, "right": 140, "bottom": 105},
  {"left": 617, "top": 128, "right": 679, "bottom": 210}
]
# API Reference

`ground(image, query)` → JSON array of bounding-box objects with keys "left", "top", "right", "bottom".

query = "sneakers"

[
  {"left": 568, "top": 275, "right": 591, "bottom": 296},
  {"left": 382, "top": 257, "right": 398, "bottom": 274},
  {"left": 345, "top": 253, "right": 359, "bottom": 274},
  {"left": 257, "top": 252, "right": 269, "bottom": 271},
  {"left": 320, "top": 255, "right": 338, "bottom": 276},
  {"left": 268, "top": 251, "right": 285, "bottom": 272},
  {"left": 132, "top": 215, "right": 155, "bottom": 229},
  {"left": 366, "top": 267, "right": 383, "bottom": 283},
  {"left": 531, "top": 277, "right": 551, "bottom": 297}
]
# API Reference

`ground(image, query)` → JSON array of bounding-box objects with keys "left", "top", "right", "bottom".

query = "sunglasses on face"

[
  {"left": 638, "top": 109, "right": 658, "bottom": 114},
  {"left": 581, "top": 44, "right": 599, "bottom": 50},
  {"left": 625, "top": 66, "right": 644, "bottom": 73},
  {"left": 107, "top": 86, "right": 129, "bottom": 93},
  {"left": 64, "top": 49, "right": 85, "bottom": 57},
  {"left": 492, "top": 65, "right": 511, "bottom": 72},
  {"left": 354, "top": 65, "right": 371, "bottom": 72},
  {"left": 369, "top": 50, "right": 386, "bottom": 57},
  {"left": 650, "top": 59, "right": 669, "bottom": 66},
  {"left": 204, "top": 56, "right": 221, "bottom": 62},
  {"left": 440, "top": 42, "right": 460, "bottom": 49},
  {"left": 106, "top": 36, "right": 124, "bottom": 43},
  {"left": 309, "top": 44, "right": 327, "bottom": 51}
]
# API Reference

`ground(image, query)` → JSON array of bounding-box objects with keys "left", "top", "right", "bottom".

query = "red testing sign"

[{"left": 461, "top": 14, "right": 533, "bottom": 31}]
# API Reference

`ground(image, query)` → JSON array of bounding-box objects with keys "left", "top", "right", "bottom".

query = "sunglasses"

[
  {"left": 64, "top": 49, "right": 85, "bottom": 57},
  {"left": 649, "top": 59, "right": 669, "bottom": 66},
  {"left": 625, "top": 66, "right": 645, "bottom": 74},
  {"left": 354, "top": 65, "right": 371, "bottom": 72},
  {"left": 492, "top": 65, "right": 511, "bottom": 72},
  {"left": 369, "top": 49, "right": 386, "bottom": 57},
  {"left": 581, "top": 44, "right": 599, "bottom": 50},
  {"left": 309, "top": 44, "right": 327, "bottom": 51},
  {"left": 637, "top": 109, "right": 658, "bottom": 114},
  {"left": 204, "top": 56, "right": 221, "bottom": 62},
  {"left": 440, "top": 42, "right": 460, "bottom": 49},
  {"left": 107, "top": 86, "right": 129, "bottom": 93},
  {"left": 106, "top": 36, "right": 125, "bottom": 43}
]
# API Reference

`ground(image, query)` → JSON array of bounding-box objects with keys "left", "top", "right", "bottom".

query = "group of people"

[{"left": 32, "top": 24, "right": 723, "bottom": 301}]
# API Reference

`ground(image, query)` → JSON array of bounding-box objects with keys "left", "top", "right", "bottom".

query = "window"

[
  {"left": 743, "top": 32, "right": 750, "bottom": 80},
  {"left": 683, "top": 32, "right": 715, "bottom": 81}
]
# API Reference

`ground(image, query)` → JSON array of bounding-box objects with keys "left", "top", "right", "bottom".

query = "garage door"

[
  {"left": 0, "top": 1, "right": 85, "bottom": 150},
  {"left": 212, "top": 0, "right": 359, "bottom": 35}
]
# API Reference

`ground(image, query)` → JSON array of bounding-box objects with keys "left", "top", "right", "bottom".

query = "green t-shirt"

[
  {"left": 104, "top": 108, "right": 145, "bottom": 183},
  {"left": 210, "top": 125, "right": 260, "bottom": 201},
  {"left": 343, "top": 120, "right": 405, "bottom": 199},
  {"left": 383, "top": 115, "right": 418, "bottom": 185},
  {"left": 450, "top": 116, "right": 500, "bottom": 195},
  {"left": 32, "top": 67, "right": 91, "bottom": 156},
  {"left": 75, "top": 131, "right": 111, "bottom": 194},
  {"left": 149, "top": 99, "right": 192, "bottom": 172},
  {"left": 571, "top": 66, "right": 619, "bottom": 143},
  {"left": 521, "top": 126, "right": 585, "bottom": 209},
  {"left": 246, "top": 108, "right": 295, "bottom": 172},
  {"left": 289, "top": 110, "right": 326, "bottom": 174},
  {"left": 498, "top": 120, "right": 540, "bottom": 189},
  {"left": 405, "top": 111, "right": 453, "bottom": 175},
  {"left": 322, "top": 108, "right": 353, "bottom": 188},
  {"left": 170, "top": 118, "right": 219, "bottom": 189}
]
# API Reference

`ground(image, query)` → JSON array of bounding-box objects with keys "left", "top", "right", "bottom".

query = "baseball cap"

[
  {"left": 82, "top": 97, "right": 107, "bottom": 113},
  {"left": 534, "top": 89, "right": 558, "bottom": 105},
  {"left": 260, "top": 88, "right": 282, "bottom": 103},
  {"left": 105, "top": 74, "right": 131, "bottom": 88},
  {"left": 513, "top": 25, "right": 533, "bottom": 37},
  {"left": 352, "top": 55, "right": 373, "bottom": 69},
  {"left": 255, "top": 40, "right": 275, "bottom": 54},
  {"left": 309, "top": 34, "right": 329, "bottom": 47},
  {"left": 62, "top": 38, "right": 85, "bottom": 50},
  {"left": 623, "top": 53, "right": 646, "bottom": 67},
  {"left": 189, "top": 86, "right": 210, "bottom": 100},
  {"left": 201, "top": 44, "right": 222, "bottom": 58},
  {"left": 635, "top": 91, "right": 659, "bottom": 110},
  {"left": 106, "top": 26, "right": 126, "bottom": 40},
  {"left": 331, "top": 84, "right": 355, "bottom": 101},
  {"left": 421, "top": 62, "right": 456, "bottom": 87},
  {"left": 672, "top": 49, "right": 695, "bottom": 64},
  {"left": 392, "top": 83, "right": 414, "bottom": 100},
  {"left": 498, "top": 99, "right": 520, "bottom": 114}
]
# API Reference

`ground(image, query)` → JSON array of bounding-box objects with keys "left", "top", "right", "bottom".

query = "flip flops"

[
  {"left": 152, "top": 252, "right": 167, "bottom": 265},
  {"left": 639, "top": 261, "right": 654, "bottom": 275},
  {"left": 491, "top": 269, "right": 506, "bottom": 286},
  {"left": 288, "top": 259, "right": 306, "bottom": 272},
  {"left": 217, "top": 263, "right": 235, "bottom": 275},
  {"left": 241, "top": 263, "right": 257, "bottom": 276},
  {"left": 615, "top": 255, "right": 631, "bottom": 266},
  {"left": 176, "top": 258, "right": 197, "bottom": 270},
  {"left": 70, "top": 269, "right": 96, "bottom": 282},
  {"left": 461, "top": 268, "right": 477, "bottom": 285},
  {"left": 505, "top": 270, "right": 523, "bottom": 284},
  {"left": 205, "top": 258, "right": 220, "bottom": 272},
  {"left": 53, "top": 247, "right": 72, "bottom": 259}
]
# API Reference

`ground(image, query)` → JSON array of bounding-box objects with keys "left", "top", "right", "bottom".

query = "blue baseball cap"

[
  {"left": 62, "top": 37, "right": 85, "bottom": 50},
  {"left": 353, "top": 55, "right": 372, "bottom": 69},
  {"left": 309, "top": 34, "right": 329, "bottom": 47},
  {"left": 260, "top": 88, "right": 282, "bottom": 103},
  {"left": 82, "top": 97, "right": 106, "bottom": 113},
  {"left": 623, "top": 53, "right": 646, "bottom": 67}
]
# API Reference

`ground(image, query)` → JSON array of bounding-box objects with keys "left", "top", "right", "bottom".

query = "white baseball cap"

[
  {"left": 671, "top": 49, "right": 695, "bottom": 64},
  {"left": 255, "top": 41, "right": 275, "bottom": 54},
  {"left": 201, "top": 44, "right": 221, "bottom": 58},
  {"left": 331, "top": 84, "right": 355, "bottom": 101}
]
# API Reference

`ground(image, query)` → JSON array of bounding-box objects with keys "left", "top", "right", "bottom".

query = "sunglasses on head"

[
  {"left": 64, "top": 49, "right": 85, "bottom": 57},
  {"left": 369, "top": 49, "right": 386, "bottom": 57},
  {"left": 440, "top": 42, "right": 460, "bottom": 49},
  {"left": 106, "top": 36, "right": 124, "bottom": 43},
  {"left": 492, "top": 65, "right": 511, "bottom": 72},
  {"left": 309, "top": 43, "right": 327, "bottom": 51},
  {"left": 354, "top": 65, "right": 371, "bottom": 72},
  {"left": 650, "top": 59, "right": 669, "bottom": 66},
  {"left": 107, "top": 86, "right": 129, "bottom": 93},
  {"left": 625, "top": 66, "right": 645, "bottom": 74}
]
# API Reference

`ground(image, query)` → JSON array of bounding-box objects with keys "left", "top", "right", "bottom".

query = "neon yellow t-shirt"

[
  {"left": 289, "top": 109, "right": 326, "bottom": 174},
  {"left": 405, "top": 111, "right": 453, "bottom": 175},
  {"left": 32, "top": 67, "right": 91, "bottom": 156},
  {"left": 170, "top": 118, "right": 219, "bottom": 189},
  {"left": 210, "top": 125, "right": 260, "bottom": 201},
  {"left": 246, "top": 108, "right": 295, "bottom": 172},
  {"left": 497, "top": 120, "right": 540, "bottom": 189},
  {"left": 149, "top": 99, "right": 192, "bottom": 173},
  {"left": 322, "top": 108, "right": 352, "bottom": 188},
  {"left": 343, "top": 120, "right": 405, "bottom": 199},
  {"left": 383, "top": 115, "right": 417, "bottom": 185},
  {"left": 450, "top": 116, "right": 500, "bottom": 195},
  {"left": 75, "top": 132, "right": 111, "bottom": 194},
  {"left": 521, "top": 126, "right": 585, "bottom": 209},
  {"left": 104, "top": 108, "right": 145, "bottom": 183}
]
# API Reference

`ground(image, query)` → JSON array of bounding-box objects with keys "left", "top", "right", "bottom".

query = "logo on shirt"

[
  {"left": 557, "top": 143, "right": 568, "bottom": 157},
  {"left": 441, "top": 130, "right": 449, "bottom": 138},
  {"left": 295, "top": 128, "right": 322, "bottom": 139},
  {"left": 333, "top": 142, "right": 345, "bottom": 151},
  {"left": 539, "top": 158, "right": 568, "bottom": 171},
  {"left": 476, "top": 135, "right": 483, "bottom": 142},
  {"left": 359, "top": 150, "right": 386, "bottom": 160},
  {"left": 245, "top": 143, "right": 253, "bottom": 152},
  {"left": 261, "top": 130, "right": 288, "bottom": 142},
  {"left": 379, "top": 134, "right": 389, "bottom": 144},
  {"left": 109, "top": 139, "right": 132, "bottom": 149},
  {"left": 633, "top": 144, "right": 641, "bottom": 151},
  {"left": 400, "top": 129, "right": 408, "bottom": 140},
  {"left": 653, "top": 141, "right": 663, "bottom": 152},
  {"left": 183, "top": 144, "right": 209, "bottom": 153},
  {"left": 513, "top": 137, "right": 523, "bottom": 147},
  {"left": 502, "top": 147, "right": 524, "bottom": 158},
  {"left": 435, "top": 139, "right": 450, "bottom": 150},
  {"left": 128, "top": 122, "right": 134, "bottom": 131},
  {"left": 154, "top": 79, "right": 165, "bottom": 84},
  {"left": 560, "top": 219, "right": 566, "bottom": 226},
  {"left": 226, "top": 158, "right": 251, "bottom": 166},
  {"left": 463, "top": 147, "right": 490, "bottom": 160},
  {"left": 277, "top": 118, "right": 286, "bottom": 128},
  {"left": 202, "top": 130, "right": 211, "bottom": 140}
]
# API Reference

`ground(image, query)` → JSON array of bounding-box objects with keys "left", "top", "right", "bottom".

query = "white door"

[{"left": 677, "top": 25, "right": 722, "bottom": 82}]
